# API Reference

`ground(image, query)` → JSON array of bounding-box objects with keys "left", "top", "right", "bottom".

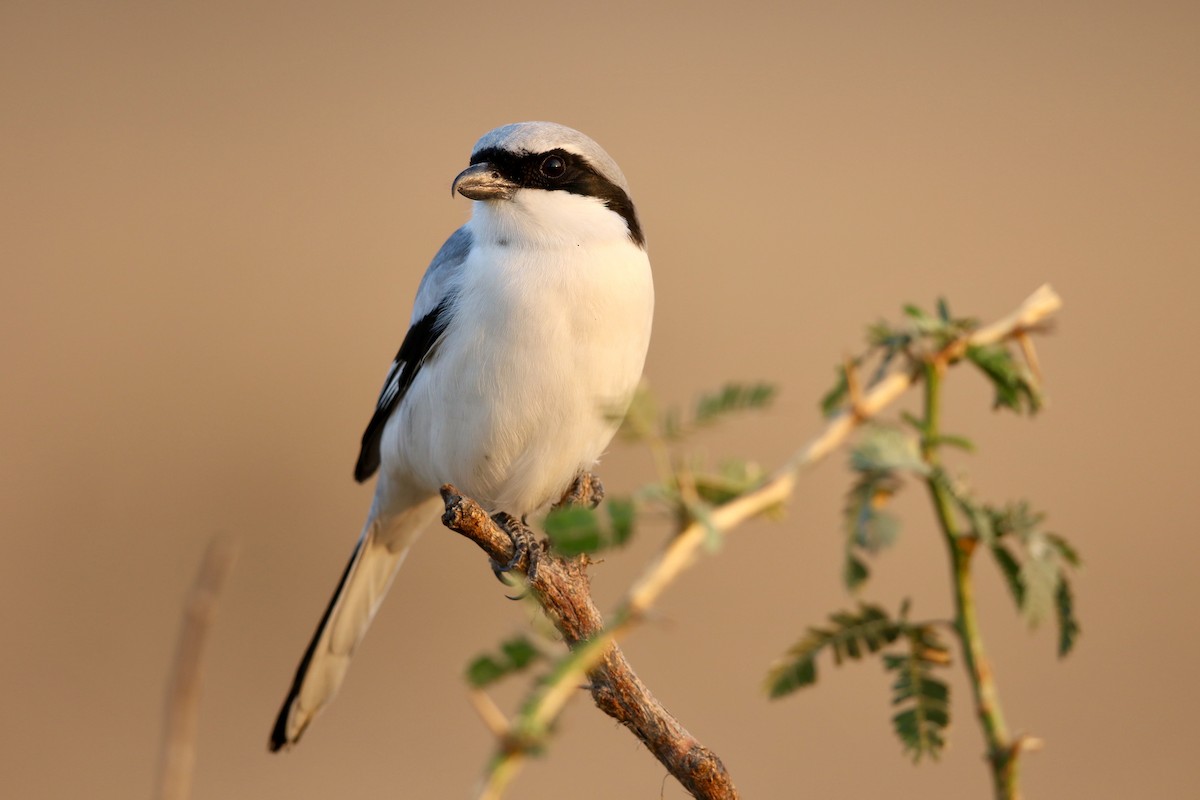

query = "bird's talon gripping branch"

[
  {"left": 554, "top": 471, "right": 606, "bottom": 510},
  {"left": 490, "top": 513, "right": 526, "bottom": 572},
  {"left": 490, "top": 512, "right": 543, "bottom": 585}
]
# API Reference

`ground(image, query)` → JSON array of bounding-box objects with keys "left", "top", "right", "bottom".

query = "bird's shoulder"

[{"left": 353, "top": 226, "right": 470, "bottom": 482}]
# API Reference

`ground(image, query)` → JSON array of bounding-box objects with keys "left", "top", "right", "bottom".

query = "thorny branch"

[{"left": 441, "top": 487, "right": 740, "bottom": 800}]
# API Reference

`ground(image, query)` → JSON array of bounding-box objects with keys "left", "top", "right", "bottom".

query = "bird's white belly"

[{"left": 381, "top": 240, "right": 653, "bottom": 516}]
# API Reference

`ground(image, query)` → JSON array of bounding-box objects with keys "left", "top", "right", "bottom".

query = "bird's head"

[{"left": 452, "top": 121, "right": 644, "bottom": 248}]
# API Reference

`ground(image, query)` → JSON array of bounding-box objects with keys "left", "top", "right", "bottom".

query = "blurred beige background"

[{"left": 3, "top": 1, "right": 1197, "bottom": 797}]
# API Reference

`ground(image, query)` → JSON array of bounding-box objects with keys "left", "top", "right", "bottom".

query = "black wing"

[{"left": 353, "top": 297, "right": 452, "bottom": 482}]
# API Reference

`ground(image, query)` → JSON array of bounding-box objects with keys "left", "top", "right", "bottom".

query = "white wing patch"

[{"left": 376, "top": 361, "right": 406, "bottom": 411}]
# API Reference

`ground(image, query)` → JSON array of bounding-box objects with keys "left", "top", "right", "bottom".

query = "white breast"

[{"left": 381, "top": 189, "right": 654, "bottom": 516}]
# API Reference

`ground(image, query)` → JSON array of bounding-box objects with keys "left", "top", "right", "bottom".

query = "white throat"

[{"left": 469, "top": 189, "right": 636, "bottom": 250}]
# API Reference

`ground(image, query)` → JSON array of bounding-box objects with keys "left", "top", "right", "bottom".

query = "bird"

[{"left": 269, "top": 121, "right": 654, "bottom": 750}]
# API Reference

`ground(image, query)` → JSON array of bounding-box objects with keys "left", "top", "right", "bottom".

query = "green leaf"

[
  {"left": 465, "top": 636, "right": 544, "bottom": 688},
  {"left": 903, "top": 303, "right": 940, "bottom": 333},
  {"left": 900, "top": 411, "right": 927, "bottom": 433},
  {"left": 765, "top": 604, "right": 901, "bottom": 698},
  {"left": 885, "top": 626, "right": 951, "bottom": 762},
  {"left": 1018, "top": 535, "right": 1060, "bottom": 627},
  {"left": 500, "top": 637, "right": 540, "bottom": 669},
  {"left": 465, "top": 655, "right": 506, "bottom": 688},
  {"left": 844, "top": 473, "right": 901, "bottom": 554},
  {"left": 993, "top": 521, "right": 1084, "bottom": 653},
  {"left": 858, "top": 506, "right": 901, "bottom": 553},
  {"left": 867, "top": 320, "right": 908, "bottom": 349},
  {"left": 747, "top": 382, "right": 777, "bottom": 407},
  {"left": 1008, "top": 513, "right": 1076, "bottom": 630},
  {"left": 616, "top": 385, "right": 658, "bottom": 441},
  {"left": 694, "top": 459, "right": 767, "bottom": 506},
  {"left": 543, "top": 506, "right": 603, "bottom": 557},
  {"left": 1046, "top": 532, "right": 1083, "bottom": 568},
  {"left": 695, "top": 382, "right": 777, "bottom": 425},
  {"left": 965, "top": 344, "right": 1043, "bottom": 414},
  {"left": 850, "top": 425, "right": 928, "bottom": 475},
  {"left": 607, "top": 498, "right": 635, "bottom": 546},
  {"left": 1056, "top": 576, "right": 1081, "bottom": 658},
  {"left": 966, "top": 501, "right": 996, "bottom": 544},
  {"left": 842, "top": 471, "right": 902, "bottom": 591},
  {"left": 544, "top": 498, "right": 638, "bottom": 556},
  {"left": 902, "top": 301, "right": 970, "bottom": 344},
  {"left": 990, "top": 543, "right": 1026, "bottom": 609},
  {"left": 989, "top": 501, "right": 1044, "bottom": 540},
  {"left": 843, "top": 554, "right": 870, "bottom": 593},
  {"left": 842, "top": 427, "right": 923, "bottom": 592},
  {"left": 820, "top": 369, "right": 850, "bottom": 418}
]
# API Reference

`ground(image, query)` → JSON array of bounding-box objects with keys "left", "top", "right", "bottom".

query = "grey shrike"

[{"left": 269, "top": 122, "right": 654, "bottom": 750}]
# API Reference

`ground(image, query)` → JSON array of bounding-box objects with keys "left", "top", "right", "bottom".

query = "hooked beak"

[{"left": 451, "top": 162, "right": 518, "bottom": 201}]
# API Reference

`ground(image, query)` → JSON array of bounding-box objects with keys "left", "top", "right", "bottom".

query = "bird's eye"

[{"left": 539, "top": 155, "right": 566, "bottom": 178}]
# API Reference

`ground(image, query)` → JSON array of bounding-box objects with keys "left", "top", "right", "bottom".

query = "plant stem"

[{"left": 921, "top": 361, "right": 1019, "bottom": 800}]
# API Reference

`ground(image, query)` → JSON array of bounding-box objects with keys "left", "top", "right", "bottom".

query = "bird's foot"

[
  {"left": 490, "top": 512, "right": 544, "bottom": 586},
  {"left": 554, "top": 471, "right": 605, "bottom": 510}
]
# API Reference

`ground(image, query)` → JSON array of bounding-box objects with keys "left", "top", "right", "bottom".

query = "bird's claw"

[
  {"left": 489, "top": 513, "right": 544, "bottom": 587},
  {"left": 555, "top": 471, "right": 605, "bottom": 510}
]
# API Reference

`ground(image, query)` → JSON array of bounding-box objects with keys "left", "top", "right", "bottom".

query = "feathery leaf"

[
  {"left": 607, "top": 498, "right": 636, "bottom": 546},
  {"left": 542, "top": 506, "right": 603, "bottom": 557},
  {"left": 842, "top": 473, "right": 901, "bottom": 592},
  {"left": 990, "top": 543, "right": 1026, "bottom": 609},
  {"left": 965, "top": 343, "right": 1043, "bottom": 414},
  {"left": 885, "top": 626, "right": 952, "bottom": 762},
  {"left": 693, "top": 459, "right": 769, "bottom": 507},
  {"left": 844, "top": 554, "right": 870, "bottom": 593},
  {"left": 1046, "top": 532, "right": 1083, "bottom": 568},
  {"left": 1018, "top": 544, "right": 1059, "bottom": 627},
  {"left": 466, "top": 636, "right": 543, "bottom": 688},
  {"left": 820, "top": 368, "right": 851, "bottom": 418},
  {"left": 695, "top": 382, "right": 777, "bottom": 425},
  {"left": 543, "top": 499, "right": 638, "bottom": 556},
  {"left": 1056, "top": 575, "right": 1081, "bottom": 658},
  {"left": 765, "top": 604, "right": 901, "bottom": 698},
  {"left": 850, "top": 425, "right": 928, "bottom": 475}
]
